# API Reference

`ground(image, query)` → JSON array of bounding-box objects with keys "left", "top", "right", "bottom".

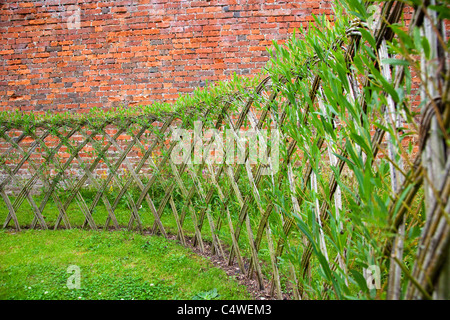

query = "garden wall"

[{"left": 0, "top": 0, "right": 333, "bottom": 112}]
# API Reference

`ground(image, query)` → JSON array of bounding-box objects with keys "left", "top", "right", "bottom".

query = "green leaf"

[
  {"left": 389, "top": 24, "right": 414, "bottom": 48},
  {"left": 381, "top": 58, "right": 410, "bottom": 67},
  {"left": 350, "top": 133, "right": 372, "bottom": 155},
  {"left": 360, "top": 28, "right": 377, "bottom": 49},
  {"left": 350, "top": 269, "right": 369, "bottom": 293},
  {"left": 421, "top": 37, "right": 431, "bottom": 60},
  {"left": 429, "top": 5, "right": 450, "bottom": 20},
  {"left": 367, "top": 63, "right": 400, "bottom": 103},
  {"left": 413, "top": 26, "right": 422, "bottom": 51}
]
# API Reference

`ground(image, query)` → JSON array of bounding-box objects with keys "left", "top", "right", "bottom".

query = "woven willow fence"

[{"left": 1, "top": 0, "right": 448, "bottom": 299}]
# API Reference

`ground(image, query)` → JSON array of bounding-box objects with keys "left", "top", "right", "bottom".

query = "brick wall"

[{"left": 0, "top": 0, "right": 333, "bottom": 113}]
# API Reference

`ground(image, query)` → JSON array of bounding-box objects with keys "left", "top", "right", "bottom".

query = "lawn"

[{"left": 0, "top": 229, "right": 252, "bottom": 300}]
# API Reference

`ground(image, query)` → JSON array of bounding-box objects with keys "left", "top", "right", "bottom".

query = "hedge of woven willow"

[{"left": 1, "top": 0, "right": 448, "bottom": 300}]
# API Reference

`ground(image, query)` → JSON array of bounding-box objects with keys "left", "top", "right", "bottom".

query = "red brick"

[{"left": 0, "top": 0, "right": 338, "bottom": 111}]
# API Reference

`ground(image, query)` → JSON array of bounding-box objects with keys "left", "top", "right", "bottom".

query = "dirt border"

[{"left": 159, "top": 232, "right": 293, "bottom": 300}]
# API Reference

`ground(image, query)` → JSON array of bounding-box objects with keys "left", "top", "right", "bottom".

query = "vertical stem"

[
  {"left": 312, "top": 171, "right": 329, "bottom": 261},
  {"left": 379, "top": 39, "right": 406, "bottom": 300},
  {"left": 408, "top": 0, "right": 448, "bottom": 299}
]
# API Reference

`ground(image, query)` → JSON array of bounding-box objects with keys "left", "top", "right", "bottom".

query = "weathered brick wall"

[{"left": 0, "top": 0, "right": 333, "bottom": 113}]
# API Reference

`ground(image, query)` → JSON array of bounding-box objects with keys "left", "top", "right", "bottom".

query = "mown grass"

[
  {"left": 0, "top": 178, "right": 325, "bottom": 299},
  {"left": 0, "top": 229, "right": 252, "bottom": 300}
]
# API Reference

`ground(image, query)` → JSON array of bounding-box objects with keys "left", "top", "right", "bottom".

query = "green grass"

[{"left": 0, "top": 229, "right": 252, "bottom": 300}]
